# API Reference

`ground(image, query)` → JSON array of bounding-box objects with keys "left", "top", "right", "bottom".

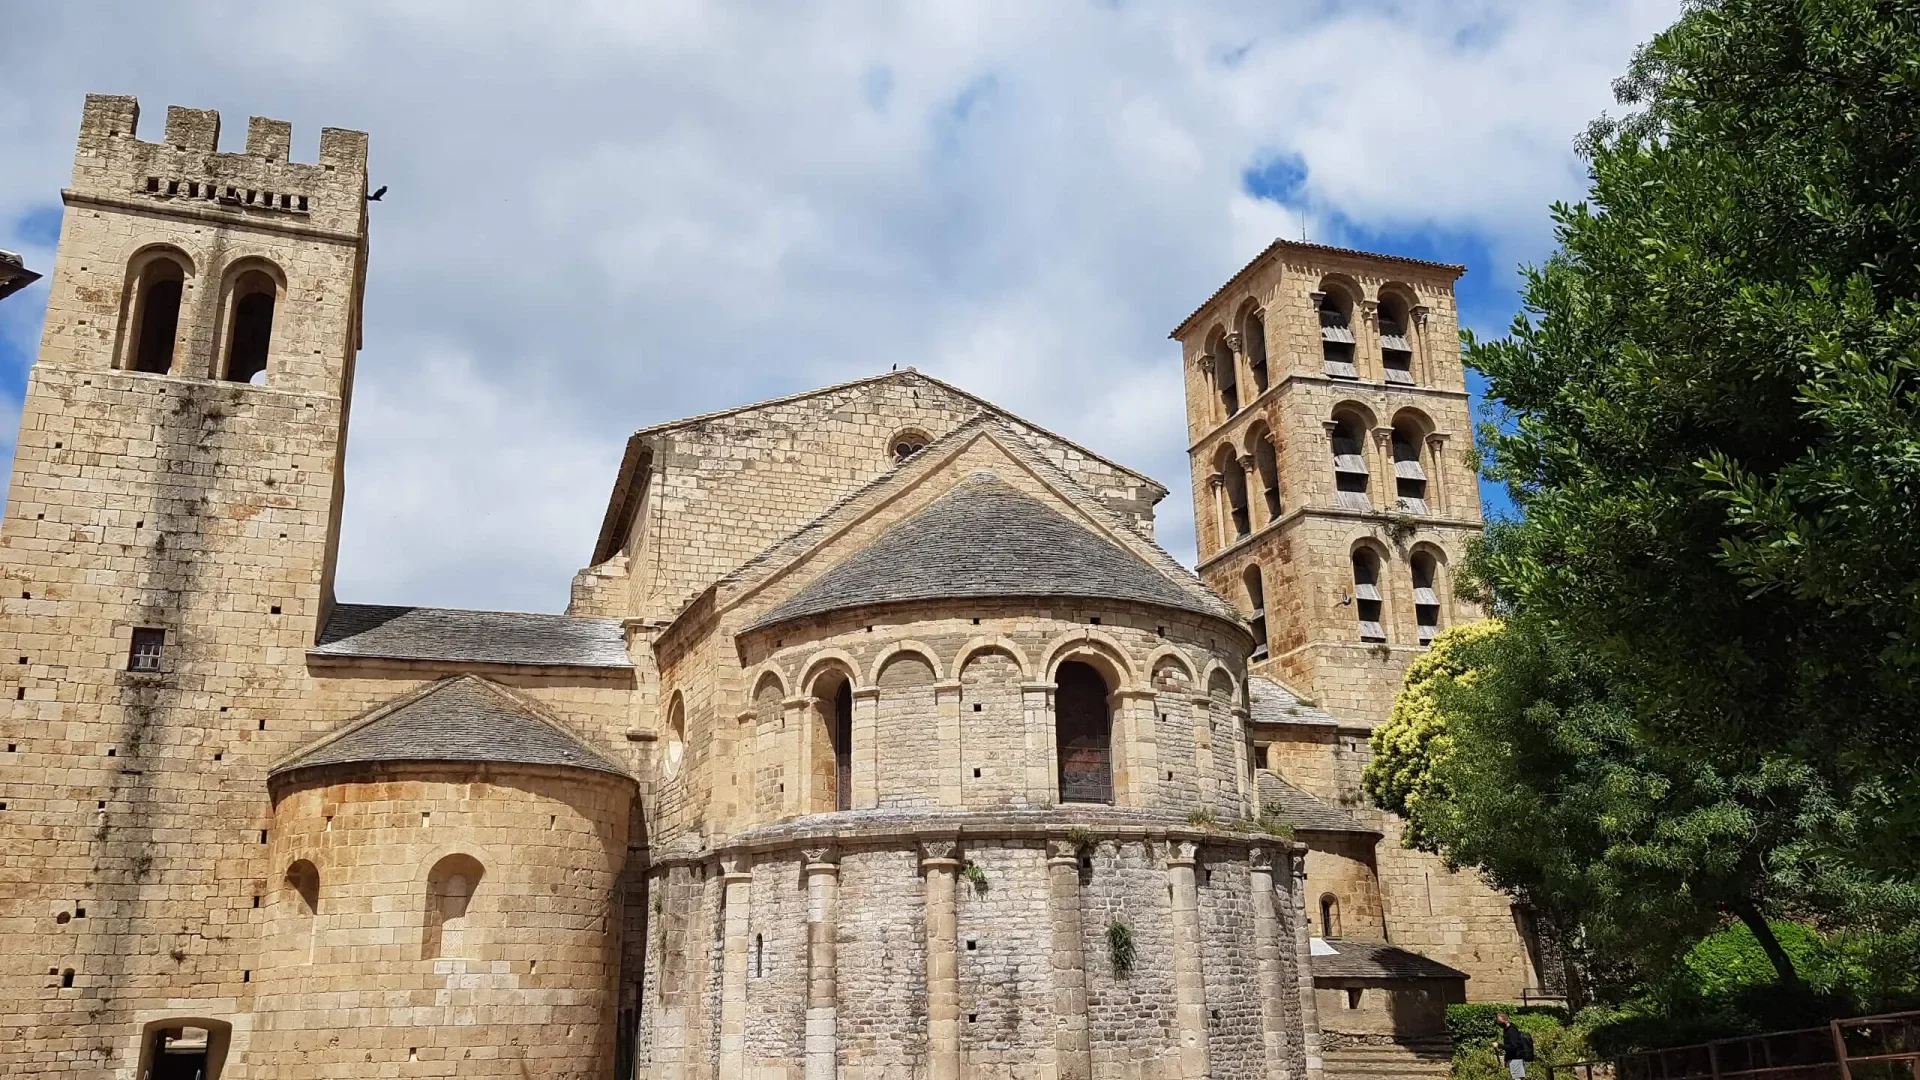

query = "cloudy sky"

[{"left": 0, "top": 1, "right": 1677, "bottom": 614}]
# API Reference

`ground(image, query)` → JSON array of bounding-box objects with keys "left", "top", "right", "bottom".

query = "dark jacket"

[{"left": 1501, "top": 1023, "right": 1534, "bottom": 1062}]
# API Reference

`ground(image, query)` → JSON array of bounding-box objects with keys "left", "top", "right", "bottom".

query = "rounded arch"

[
  {"left": 1389, "top": 409, "right": 1435, "bottom": 515},
  {"left": 1201, "top": 660, "right": 1240, "bottom": 702},
  {"left": 423, "top": 852, "right": 486, "bottom": 960},
  {"left": 953, "top": 636, "right": 1032, "bottom": 681},
  {"left": 1315, "top": 274, "right": 1361, "bottom": 311},
  {"left": 1349, "top": 541, "right": 1390, "bottom": 644},
  {"left": 1376, "top": 281, "right": 1418, "bottom": 316},
  {"left": 887, "top": 426, "right": 932, "bottom": 463},
  {"left": 1205, "top": 323, "right": 1239, "bottom": 418},
  {"left": 217, "top": 253, "right": 286, "bottom": 292},
  {"left": 1329, "top": 400, "right": 1379, "bottom": 431},
  {"left": 1235, "top": 298, "right": 1270, "bottom": 394},
  {"left": 1240, "top": 418, "right": 1273, "bottom": 459},
  {"left": 1246, "top": 421, "right": 1281, "bottom": 522},
  {"left": 1409, "top": 543, "right": 1449, "bottom": 644},
  {"left": 1319, "top": 893, "right": 1343, "bottom": 939},
  {"left": 798, "top": 648, "right": 863, "bottom": 694},
  {"left": 1389, "top": 406, "right": 1435, "bottom": 438},
  {"left": 283, "top": 858, "right": 319, "bottom": 915},
  {"left": 1041, "top": 629, "right": 1139, "bottom": 691},
  {"left": 122, "top": 241, "right": 198, "bottom": 279},
  {"left": 1348, "top": 534, "right": 1394, "bottom": 563},
  {"left": 745, "top": 664, "right": 790, "bottom": 702},
  {"left": 869, "top": 640, "right": 944, "bottom": 685},
  {"left": 1143, "top": 644, "right": 1197, "bottom": 686},
  {"left": 662, "top": 691, "right": 687, "bottom": 779},
  {"left": 118, "top": 244, "right": 195, "bottom": 375}
]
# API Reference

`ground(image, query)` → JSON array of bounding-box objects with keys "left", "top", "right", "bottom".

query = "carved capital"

[
  {"left": 1322, "top": 420, "right": 1342, "bottom": 437},
  {"left": 801, "top": 846, "right": 838, "bottom": 869},
  {"left": 1308, "top": 290, "right": 1327, "bottom": 306},
  {"left": 1411, "top": 304, "right": 1430, "bottom": 326},
  {"left": 1206, "top": 473, "right": 1225, "bottom": 492},
  {"left": 1168, "top": 839, "right": 1199, "bottom": 867},
  {"left": 1360, "top": 298, "right": 1380, "bottom": 320},
  {"left": 1046, "top": 838, "right": 1081, "bottom": 864},
  {"left": 1372, "top": 425, "right": 1395, "bottom": 447},
  {"left": 1237, "top": 454, "right": 1256, "bottom": 473},
  {"left": 719, "top": 853, "right": 753, "bottom": 879},
  {"left": 919, "top": 837, "right": 961, "bottom": 866},
  {"left": 1197, "top": 354, "right": 1216, "bottom": 375},
  {"left": 1248, "top": 846, "right": 1273, "bottom": 872},
  {"left": 1224, "top": 331, "right": 1244, "bottom": 354}
]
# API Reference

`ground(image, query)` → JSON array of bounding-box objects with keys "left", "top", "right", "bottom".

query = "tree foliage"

[{"left": 1464, "top": 0, "right": 1920, "bottom": 920}]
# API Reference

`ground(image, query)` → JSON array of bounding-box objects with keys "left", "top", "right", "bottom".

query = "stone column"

[
  {"left": 1190, "top": 692, "right": 1216, "bottom": 809},
  {"left": 718, "top": 856, "right": 753, "bottom": 1080},
  {"left": 1022, "top": 681, "right": 1056, "bottom": 805},
  {"left": 922, "top": 838, "right": 963, "bottom": 1080},
  {"left": 851, "top": 686, "right": 881, "bottom": 809},
  {"left": 1249, "top": 847, "right": 1290, "bottom": 1080},
  {"left": 1167, "top": 840, "right": 1212, "bottom": 1079},
  {"left": 1292, "top": 851, "right": 1326, "bottom": 1080},
  {"left": 1358, "top": 298, "right": 1380, "bottom": 383},
  {"left": 783, "top": 695, "right": 816, "bottom": 816},
  {"left": 1319, "top": 420, "right": 1342, "bottom": 509},
  {"left": 1198, "top": 354, "right": 1218, "bottom": 423},
  {"left": 1410, "top": 303, "right": 1432, "bottom": 387},
  {"left": 1425, "top": 432, "right": 1451, "bottom": 518},
  {"left": 935, "top": 679, "right": 964, "bottom": 807},
  {"left": 1046, "top": 839, "right": 1092, "bottom": 1080},
  {"left": 1226, "top": 330, "right": 1247, "bottom": 405},
  {"left": 1231, "top": 705, "right": 1253, "bottom": 815},
  {"left": 1112, "top": 688, "right": 1159, "bottom": 808},
  {"left": 803, "top": 847, "right": 839, "bottom": 1080},
  {"left": 654, "top": 869, "right": 689, "bottom": 1080},
  {"left": 1239, "top": 453, "right": 1263, "bottom": 531},
  {"left": 1371, "top": 426, "right": 1397, "bottom": 513},
  {"left": 1206, "top": 473, "right": 1226, "bottom": 554}
]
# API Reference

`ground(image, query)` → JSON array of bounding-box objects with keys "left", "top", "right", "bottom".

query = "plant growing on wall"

[
  {"left": 1107, "top": 920, "right": 1136, "bottom": 976},
  {"left": 961, "top": 860, "right": 989, "bottom": 892},
  {"left": 1186, "top": 807, "right": 1219, "bottom": 830},
  {"left": 1065, "top": 826, "right": 1097, "bottom": 852}
]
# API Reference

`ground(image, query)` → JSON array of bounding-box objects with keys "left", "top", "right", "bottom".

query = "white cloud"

[{"left": 0, "top": 0, "right": 1677, "bottom": 611}]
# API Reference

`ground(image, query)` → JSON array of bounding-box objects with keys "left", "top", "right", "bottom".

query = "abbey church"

[{"left": 0, "top": 97, "right": 1556, "bottom": 1080}]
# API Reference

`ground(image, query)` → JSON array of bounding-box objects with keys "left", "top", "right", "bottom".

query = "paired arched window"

[
  {"left": 1055, "top": 660, "right": 1113, "bottom": 805},
  {"left": 424, "top": 854, "right": 484, "bottom": 960},
  {"left": 125, "top": 253, "right": 187, "bottom": 375},
  {"left": 1244, "top": 564, "right": 1269, "bottom": 662},
  {"left": 810, "top": 672, "right": 854, "bottom": 812},
  {"left": 1391, "top": 419, "right": 1429, "bottom": 514},
  {"left": 221, "top": 266, "right": 279, "bottom": 384},
  {"left": 1254, "top": 432, "right": 1281, "bottom": 520},
  {"left": 1316, "top": 287, "right": 1357, "bottom": 379},
  {"left": 1320, "top": 894, "right": 1343, "bottom": 939},
  {"left": 1329, "top": 413, "right": 1371, "bottom": 511},
  {"left": 1351, "top": 548, "right": 1386, "bottom": 642},
  {"left": 1243, "top": 307, "right": 1270, "bottom": 394},
  {"left": 1412, "top": 550, "right": 1442, "bottom": 644},
  {"left": 891, "top": 429, "right": 930, "bottom": 462},
  {"left": 1378, "top": 292, "right": 1416, "bottom": 385}
]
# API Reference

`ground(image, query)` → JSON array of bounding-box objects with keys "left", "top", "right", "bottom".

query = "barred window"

[{"left": 128, "top": 628, "right": 165, "bottom": 672}]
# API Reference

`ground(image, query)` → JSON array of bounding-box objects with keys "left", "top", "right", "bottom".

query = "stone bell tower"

[
  {"left": 0, "top": 95, "right": 368, "bottom": 1074},
  {"left": 1171, "top": 239, "right": 1484, "bottom": 724}
]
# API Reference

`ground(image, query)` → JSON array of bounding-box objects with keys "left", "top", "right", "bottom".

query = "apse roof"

[
  {"left": 745, "top": 472, "right": 1231, "bottom": 632},
  {"left": 312, "top": 604, "right": 630, "bottom": 669},
  {"left": 271, "top": 675, "right": 626, "bottom": 779},
  {"left": 1256, "top": 772, "right": 1374, "bottom": 835}
]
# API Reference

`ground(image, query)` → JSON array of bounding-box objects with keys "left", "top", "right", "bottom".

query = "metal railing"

[{"left": 1548, "top": 1010, "right": 1920, "bottom": 1080}]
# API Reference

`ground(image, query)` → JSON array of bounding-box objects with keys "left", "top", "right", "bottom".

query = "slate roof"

[
  {"left": 1246, "top": 676, "right": 1341, "bottom": 727},
  {"left": 745, "top": 472, "right": 1233, "bottom": 632},
  {"left": 272, "top": 675, "right": 627, "bottom": 778},
  {"left": 1257, "top": 771, "right": 1375, "bottom": 834},
  {"left": 312, "top": 604, "right": 629, "bottom": 669},
  {"left": 1311, "top": 940, "right": 1470, "bottom": 981}
]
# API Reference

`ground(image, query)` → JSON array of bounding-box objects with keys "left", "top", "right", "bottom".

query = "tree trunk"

[{"left": 1730, "top": 899, "right": 1802, "bottom": 989}]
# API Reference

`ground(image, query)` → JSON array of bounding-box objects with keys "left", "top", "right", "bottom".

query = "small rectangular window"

[{"left": 127, "top": 628, "right": 165, "bottom": 673}]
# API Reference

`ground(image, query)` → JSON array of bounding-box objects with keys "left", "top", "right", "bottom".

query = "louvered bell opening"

[
  {"left": 1383, "top": 363, "right": 1415, "bottom": 385},
  {"left": 1324, "top": 358, "right": 1359, "bottom": 379},
  {"left": 1396, "top": 496, "right": 1430, "bottom": 515},
  {"left": 1359, "top": 620, "right": 1386, "bottom": 642},
  {"left": 1413, "top": 587, "right": 1440, "bottom": 606},
  {"left": 1417, "top": 616, "right": 1438, "bottom": 644},
  {"left": 1393, "top": 459, "right": 1426, "bottom": 481},
  {"left": 1251, "top": 643, "right": 1270, "bottom": 660},
  {"left": 1379, "top": 332, "right": 1412, "bottom": 352},
  {"left": 1334, "top": 454, "right": 1369, "bottom": 476},
  {"left": 1263, "top": 485, "right": 1281, "bottom": 515},
  {"left": 1320, "top": 323, "right": 1356, "bottom": 344},
  {"left": 1353, "top": 583, "right": 1381, "bottom": 602},
  {"left": 1335, "top": 490, "right": 1373, "bottom": 511}
]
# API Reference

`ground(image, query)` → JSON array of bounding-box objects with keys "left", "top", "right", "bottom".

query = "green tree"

[
  {"left": 1466, "top": 0, "right": 1920, "bottom": 913},
  {"left": 1365, "top": 619, "right": 1828, "bottom": 987}
]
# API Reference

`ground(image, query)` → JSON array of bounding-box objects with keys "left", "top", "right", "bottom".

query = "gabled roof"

[
  {"left": 1311, "top": 940, "right": 1470, "bottom": 981},
  {"left": 589, "top": 369, "right": 1167, "bottom": 565},
  {"left": 271, "top": 675, "right": 627, "bottom": 779},
  {"left": 1168, "top": 238, "right": 1466, "bottom": 341},
  {"left": 1246, "top": 676, "right": 1341, "bottom": 727},
  {"left": 311, "top": 604, "right": 629, "bottom": 669},
  {"left": 1257, "top": 771, "right": 1375, "bottom": 835},
  {"left": 746, "top": 471, "right": 1229, "bottom": 633}
]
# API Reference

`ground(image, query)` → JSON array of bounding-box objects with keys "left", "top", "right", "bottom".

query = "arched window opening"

[
  {"left": 1255, "top": 433, "right": 1281, "bottom": 519},
  {"left": 1391, "top": 422, "right": 1429, "bottom": 514},
  {"left": 809, "top": 673, "right": 853, "bottom": 813},
  {"left": 284, "top": 859, "right": 320, "bottom": 966},
  {"left": 891, "top": 428, "right": 930, "bottom": 462},
  {"left": 1329, "top": 414, "right": 1371, "bottom": 511},
  {"left": 222, "top": 268, "right": 277, "bottom": 384},
  {"left": 1412, "top": 551, "right": 1442, "bottom": 644},
  {"left": 1245, "top": 310, "right": 1269, "bottom": 393},
  {"left": 1055, "top": 660, "right": 1113, "bottom": 805},
  {"left": 424, "top": 854, "right": 485, "bottom": 961},
  {"left": 1352, "top": 548, "right": 1387, "bottom": 643},
  {"left": 128, "top": 257, "right": 186, "bottom": 375},
  {"left": 1214, "top": 336, "right": 1239, "bottom": 418},
  {"left": 663, "top": 695, "right": 687, "bottom": 779},
  {"left": 1379, "top": 294, "right": 1415, "bottom": 385},
  {"left": 1316, "top": 289, "right": 1357, "bottom": 379},
  {"left": 1320, "top": 894, "right": 1343, "bottom": 939},
  {"left": 1244, "top": 565, "right": 1269, "bottom": 662},
  {"left": 1224, "top": 453, "right": 1251, "bottom": 539},
  {"left": 752, "top": 933, "right": 764, "bottom": 978}
]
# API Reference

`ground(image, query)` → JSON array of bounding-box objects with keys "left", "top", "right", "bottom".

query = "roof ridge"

[
  {"left": 627, "top": 370, "right": 900, "bottom": 438},
  {"left": 330, "top": 601, "right": 619, "bottom": 623}
]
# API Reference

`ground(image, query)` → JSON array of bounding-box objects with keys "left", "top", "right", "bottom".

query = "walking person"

[{"left": 1495, "top": 1013, "right": 1536, "bottom": 1078}]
